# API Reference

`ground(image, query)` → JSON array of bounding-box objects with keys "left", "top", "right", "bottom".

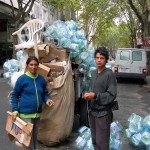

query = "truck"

[{"left": 114, "top": 48, "right": 147, "bottom": 81}]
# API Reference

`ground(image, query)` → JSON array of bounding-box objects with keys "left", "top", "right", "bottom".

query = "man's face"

[{"left": 94, "top": 53, "right": 106, "bottom": 68}]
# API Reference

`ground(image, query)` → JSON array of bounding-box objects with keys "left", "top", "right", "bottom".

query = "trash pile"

[
  {"left": 3, "top": 20, "right": 81, "bottom": 146},
  {"left": 3, "top": 43, "right": 69, "bottom": 85},
  {"left": 45, "top": 20, "right": 87, "bottom": 53},
  {"left": 74, "top": 126, "right": 94, "bottom": 150},
  {"left": 3, "top": 19, "right": 113, "bottom": 94},
  {"left": 74, "top": 120, "right": 123, "bottom": 150},
  {"left": 2, "top": 19, "right": 95, "bottom": 146},
  {"left": 125, "top": 113, "right": 150, "bottom": 149},
  {"left": 110, "top": 121, "right": 123, "bottom": 150},
  {"left": 44, "top": 20, "right": 97, "bottom": 93},
  {"left": 3, "top": 42, "right": 76, "bottom": 146},
  {"left": 3, "top": 50, "right": 24, "bottom": 88},
  {"left": 3, "top": 20, "right": 96, "bottom": 93}
]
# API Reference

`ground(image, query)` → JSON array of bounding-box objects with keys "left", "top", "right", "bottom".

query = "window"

[
  {"left": 120, "top": 51, "right": 130, "bottom": 60},
  {"left": 132, "top": 51, "right": 142, "bottom": 61}
]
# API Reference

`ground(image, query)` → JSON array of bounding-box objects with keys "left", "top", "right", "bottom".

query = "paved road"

[
  {"left": 0, "top": 74, "right": 150, "bottom": 150},
  {"left": 114, "top": 78, "right": 150, "bottom": 150}
]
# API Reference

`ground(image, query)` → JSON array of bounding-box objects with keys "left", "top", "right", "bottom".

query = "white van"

[{"left": 114, "top": 48, "right": 147, "bottom": 80}]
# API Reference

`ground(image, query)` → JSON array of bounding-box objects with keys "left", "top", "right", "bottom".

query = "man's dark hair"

[
  {"left": 26, "top": 56, "right": 39, "bottom": 65},
  {"left": 94, "top": 47, "right": 109, "bottom": 61}
]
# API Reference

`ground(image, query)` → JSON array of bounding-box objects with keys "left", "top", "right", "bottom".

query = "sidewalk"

[{"left": 143, "top": 75, "right": 150, "bottom": 90}]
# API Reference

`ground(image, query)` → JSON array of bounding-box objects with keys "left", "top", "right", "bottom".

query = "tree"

[
  {"left": 94, "top": 22, "right": 131, "bottom": 49},
  {"left": 9, "top": 0, "right": 36, "bottom": 57},
  {"left": 76, "top": 0, "right": 119, "bottom": 47},
  {"left": 10, "top": 0, "right": 36, "bottom": 30},
  {"left": 127, "top": 0, "right": 150, "bottom": 38},
  {"left": 47, "top": 0, "right": 136, "bottom": 48},
  {"left": 112, "top": 0, "right": 141, "bottom": 48},
  {"left": 48, "top": 0, "right": 81, "bottom": 20},
  {"left": 127, "top": 0, "right": 150, "bottom": 73}
]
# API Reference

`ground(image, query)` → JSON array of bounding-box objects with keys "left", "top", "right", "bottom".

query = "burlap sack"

[{"left": 38, "top": 60, "right": 75, "bottom": 146}]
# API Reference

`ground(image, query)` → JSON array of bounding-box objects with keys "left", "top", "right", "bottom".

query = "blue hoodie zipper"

[{"left": 34, "top": 78, "right": 39, "bottom": 112}]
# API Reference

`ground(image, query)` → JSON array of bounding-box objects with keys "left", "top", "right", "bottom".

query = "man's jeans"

[{"left": 89, "top": 112, "right": 113, "bottom": 150}]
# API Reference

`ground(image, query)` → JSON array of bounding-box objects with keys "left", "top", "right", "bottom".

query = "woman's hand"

[
  {"left": 47, "top": 99, "right": 54, "bottom": 107},
  {"left": 12, "top": 113, "right": 18, "bottom": 122}
]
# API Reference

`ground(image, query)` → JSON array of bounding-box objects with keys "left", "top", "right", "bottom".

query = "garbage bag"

[
  {"left": 38, "top": 60, "right": 75, "bottom": 146},
  {"left": 66, "top": 20, "right": 78, "bottom": 31}
]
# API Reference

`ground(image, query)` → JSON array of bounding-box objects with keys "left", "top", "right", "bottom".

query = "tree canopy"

[
  {"left": 9, "top": 0, "right": 36, "bottom": 29},
  {"left": 9, "top": 0, "right": 150, "bottom": 49}
]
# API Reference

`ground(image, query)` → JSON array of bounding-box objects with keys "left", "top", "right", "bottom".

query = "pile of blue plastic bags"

[
  {"left": 125, "top": 113, "right": 150, "bottom": 149},
  {"left": 45, "top": 20, "right": 97, "bottom": 92},
  {"left": 73, "top": 120, "right": 123, "bottom": 150}
]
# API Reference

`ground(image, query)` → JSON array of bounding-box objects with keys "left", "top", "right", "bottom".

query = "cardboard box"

[
  {"left": 43, "top": 62, "right": 64, "bottom": 73},
  {"left": 27, "top": 44, "right": 68, "bottom": 63},
  {"left": 57, "top": 47, "right": 70, "bottom": 53},
  {"left": 38, "top": 44, "right": 49, "bottom": 58},
  {"left": 27, "top": 44, "right": 49, "bottom": 58},
  {"left": 6, "top": 111, "right": 33, "bottom": 147},
  {"left": 40, "top": 44, "right": 67, "bottom": 63},
  {"left": 38, "top": 63, "right": 51, "bottom": 77}
]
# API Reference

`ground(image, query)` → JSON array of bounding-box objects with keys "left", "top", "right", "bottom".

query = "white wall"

[
  {"left": 31, "top": 1, "right": 58, "bottom": 23},
  {"left": 0, "top": 0, "right": 18, "bottom": 8},
  {"left": 0, "top": 0, "right": 58, "bottom": 23}
]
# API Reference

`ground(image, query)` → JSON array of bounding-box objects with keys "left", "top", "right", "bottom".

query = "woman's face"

[{"left": 27, "top": 60, "right": 39, "bottom": 74}]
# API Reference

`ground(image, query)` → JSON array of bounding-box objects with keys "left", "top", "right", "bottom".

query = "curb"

[{"left": 0, "top": 73, "right": 3, "bottom": 78}]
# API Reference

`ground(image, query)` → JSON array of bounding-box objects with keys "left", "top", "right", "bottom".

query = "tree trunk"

[
  {"left": 144, "top": 21, "right": 150, "bottom": 74},
  {"left": 127, "top": 0, "right": 150, "bottom": 74},
  {"left": 144, "top": 21, "right": 150, "bottom": 37},
  {"left": 12, "top": 23, "right": 19, "bottom": 59}
]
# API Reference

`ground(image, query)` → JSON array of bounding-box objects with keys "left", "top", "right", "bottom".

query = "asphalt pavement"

[
  {"left": 114, "top": 77, "right": 150, "bottom": 150},
  {"left": 0, "top": 68, "right": 150, "bottom": 150}
]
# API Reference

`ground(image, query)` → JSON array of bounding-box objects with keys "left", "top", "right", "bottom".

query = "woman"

[{"left": 11, "top": 56, "right": 54, "bottom": 150}]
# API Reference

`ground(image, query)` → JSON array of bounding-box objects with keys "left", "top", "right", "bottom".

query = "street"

[
  {"left": 114, "top": 78, "right": 150, "bottom": 150},
  {"left": 0, "top": 76, "right": 150, "bottom": 150},
  {"left": 0, "top": 0, "right": 150, "bottom": 150}
]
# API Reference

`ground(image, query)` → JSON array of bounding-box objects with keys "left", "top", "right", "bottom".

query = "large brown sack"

[{"left": 38, "top": 60, "right": 75, "bottom": 146}]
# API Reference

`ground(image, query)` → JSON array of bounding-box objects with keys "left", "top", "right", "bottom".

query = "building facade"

[{"left": 0, "top": 0, "right": 60, "bottom": 64}]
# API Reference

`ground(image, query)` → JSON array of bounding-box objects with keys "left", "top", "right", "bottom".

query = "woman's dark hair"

[
  {"left": 94, "top": 47, "right": 109, "bottom": 61},
  {"left": 26, "top": 56, "right": 39, "bottom": 65}
]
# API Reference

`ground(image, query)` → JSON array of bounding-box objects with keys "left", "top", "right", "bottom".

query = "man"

[{"left": 84, "top": 47, "right": 117, "bottom": 150}]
